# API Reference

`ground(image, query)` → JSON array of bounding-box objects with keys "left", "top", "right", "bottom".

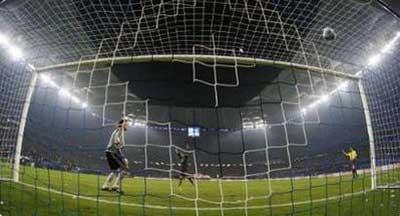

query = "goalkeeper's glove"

[{"left": 123, "top": 158, "right": 129, "bottom": 169}]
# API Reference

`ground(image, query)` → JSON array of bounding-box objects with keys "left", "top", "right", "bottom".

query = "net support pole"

[
  {"left": 358, "top": 79, "right": 377, "bottom": 190},
  {"left": 12, "top": 70, "right": 37, "bottom": 182}
]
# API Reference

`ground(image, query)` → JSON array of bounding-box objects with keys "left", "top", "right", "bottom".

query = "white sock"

[
  {"left": 102, "top": 172, "right": 115, "bottom": 188},
  {"left": 112, "top": 171, "right": 122, "bottom": 189}
]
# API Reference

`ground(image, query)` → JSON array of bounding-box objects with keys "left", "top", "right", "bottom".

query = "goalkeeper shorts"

[{"left": 105, "top": 151, "right": 124, "bottom": 170}]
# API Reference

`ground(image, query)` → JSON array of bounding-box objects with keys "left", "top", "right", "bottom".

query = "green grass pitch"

[{"left": 0, "top": 164, "right": 399, "bottom": 215}]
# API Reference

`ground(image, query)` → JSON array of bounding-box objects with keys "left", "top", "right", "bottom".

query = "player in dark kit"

[{"left": 177, "top": 150, "right": 194, "bottom": 188}]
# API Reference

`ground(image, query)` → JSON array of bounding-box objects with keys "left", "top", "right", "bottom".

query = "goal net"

[{"left": 0, "top": 0, "right": 400, "bottom": 215}]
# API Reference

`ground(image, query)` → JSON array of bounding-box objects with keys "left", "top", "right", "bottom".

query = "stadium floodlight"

[
  {"left": 70, "top": 96, "right": 81, "bottom": 104},
  {"left": 308, "top": 101, "right": 318, "bottom": 109},
  {"left": 8, "top": 46, "right": 23, "bottom": 60},
  {"left": 338, "top": 82, "right": 348, "bottom": 91},
  {"left": 134, "top": 120, "right": 146, "bottom": 127},
  {"left": 320, "top": 94, "right": 330, "bottom": 103},
  {"left": 58, "top": 88, "right": 72, "bottom": 98},
  {"left": 0, "top": 33, "right": 9, "bottom": 45},
  {"left": 367, "top": 32, "right": 400, "bottom": 66},
  {"left": 39, "top": 74, "right": 58, "bottom": 88},
  {"left": 188, "top": 127, "right": 200, "bottom": 137},
  {"left": 39, "top": 74, "right": 51, "bottom": 83},
  {"left": 4, "top": 0, "right": 400, "bottom": 213},
  {"left": 27, "top": 63, "right": 35, "bottom": 70},
  {"left": 367, "top": 54, "right": 382, "bottom": 66},
  {"left": 242, "top": 121, "right": 254, "bottom": 129},
  {"left": 295, "top": 32, "right": 400, "bottom": 187},
  {"left": 254, "top": 120, "right": 266, "bottom": 129},
  {"left": 382, "top": 32, "right": 400, "bottom": 53}
]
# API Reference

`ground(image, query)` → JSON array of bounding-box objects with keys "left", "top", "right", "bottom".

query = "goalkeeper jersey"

[
  {"left": 106, "top": 128, "right": 124, "bottom": 153},
  {"left": 178, "top": 152, "right": 189, "bottom": 171},
  {"left": 346, "top": 150, "right": 358, "bottom": 161}
]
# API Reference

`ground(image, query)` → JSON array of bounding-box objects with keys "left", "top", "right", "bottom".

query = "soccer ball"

[{"left": 322, "top": 27, "right": 336, "bottom": 41}]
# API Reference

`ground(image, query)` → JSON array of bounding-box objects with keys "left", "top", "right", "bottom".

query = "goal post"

[
  {"left": 12, "top": 70, "right": 37, "bottom": 182},
  {"left": 14, "top": 54, "right": 384, "bottom": 190},
  {"left": 358, "top": 79, "right": 377, "bottom": 190}
]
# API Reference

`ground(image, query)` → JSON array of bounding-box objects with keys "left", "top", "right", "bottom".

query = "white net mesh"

[
  {"left": 0, "top": 0, "right": 395, "bottom": 71},
  {"left": 1, "top": 0, "right": 400, "bottom": 215},
  {"left": 0, "top": 54, "right": 32, "bottom": 179}
]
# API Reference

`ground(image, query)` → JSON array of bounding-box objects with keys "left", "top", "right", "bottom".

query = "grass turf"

[{"left": 0, "top": 164, "right": 399, "bottom": 215}]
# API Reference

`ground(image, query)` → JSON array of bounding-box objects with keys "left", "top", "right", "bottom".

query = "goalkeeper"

[
  {"left": 102, "top": 114, "right": 134, "bottom": 193},
  {"left": 343, "top": 147, "right": 358, "bottom": 178},
  {"left": 176, "top": 149, "right": 194, "bottom": 188}
]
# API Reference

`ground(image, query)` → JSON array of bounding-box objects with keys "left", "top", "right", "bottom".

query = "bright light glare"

[
  {"left": 368, "top": 54, "right": 382, "bottom": 66},
  {"left": 8, "top": 46, "right": 23, "bottom": 60},
  {"left": 28, "top": 63, "right": 35, "bottom": 70},
  {"left": 40, "top": 74, "right": 52, "bottom": 82},
  {"left": 300, "top": 30, "right": 400, "bottom": 119},
  {"left": 242, "top": 122, "right": 253, "bottom": 129},
  {"left": 367, "top": 32, "right": 400, "bottom": 66},
  {"left": 254, "top": 121, "right": 265, "bottom": 129},
  {"left": 82, "top": 103, "right": 88, "bottom": 108},
  {"left": 382, "top": 43, "right": 394, "bottom": 53},
  {"left": 134, "top": 120, "right": 146, "bottom": 127},
  {"left": 58, "top": 88, "right": 72, "bottom": 97},
  {"left": 0, "top": 34, "right": 9, "bottom": 45},
  {"left": 70, "top": 96, "right": 81, "bottom": 104},
  {"left": 382, "top": 32, "right": 400, "bottom": 53},
  {"left": 40, "top": 74, "right": 58, "bottom": 88},
  {"left": 338, "top": 82, "right": 348, "bottom": 90},
  {"left": 320, "top": 95, "right": 329, "bottom": 102}
]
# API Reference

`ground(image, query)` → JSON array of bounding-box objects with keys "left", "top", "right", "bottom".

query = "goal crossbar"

[{"left": 35, "top": 54, "right": 359, "bottom": 80}]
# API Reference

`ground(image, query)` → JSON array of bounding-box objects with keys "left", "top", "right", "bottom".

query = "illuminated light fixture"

[
  {"left": 254, "top": 120, "right": 266, "bottom": 129},
  {"left": 242, "top": 122, "right": 253, "bottom": 129},
  {"left": 134, "top": 120, "right": 147, "bottom": 127},
  {"left": 188, "top": 126, "right": 200, "bottom": 137},
  {"left": 301, "top": 31, "right": 400, "bottom": 120},
  {"left": 82, "top": 103, "right": 88, "bottom": 108}
]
